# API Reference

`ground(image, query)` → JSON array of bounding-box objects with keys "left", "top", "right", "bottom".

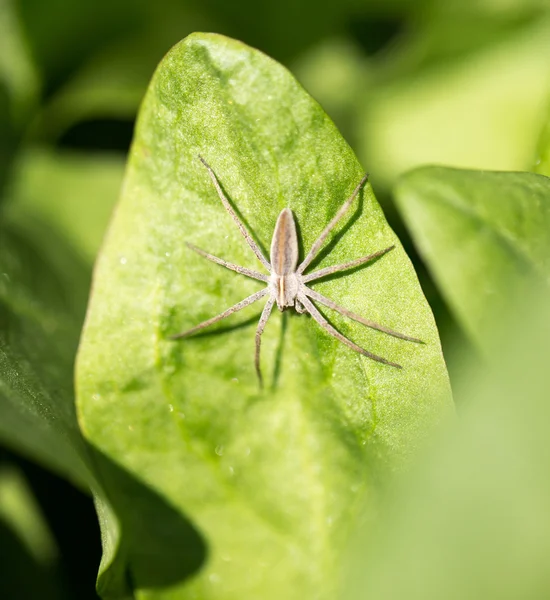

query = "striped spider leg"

[{"left": 171, "top": 156, "right": 421, "bottom": 385}]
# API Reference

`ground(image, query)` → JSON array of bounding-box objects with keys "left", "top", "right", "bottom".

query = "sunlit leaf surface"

[{"left": 77, "top": 33, "right": 451, "bottom": 599}]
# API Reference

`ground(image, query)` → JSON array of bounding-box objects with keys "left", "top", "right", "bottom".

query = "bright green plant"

[{"left": 1, "top": 1, "right": 550, "bottom": 597}]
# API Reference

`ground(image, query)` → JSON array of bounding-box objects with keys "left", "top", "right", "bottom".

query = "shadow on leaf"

[{"left": 89, "top": 446, "right": 207, "bottom": 596}]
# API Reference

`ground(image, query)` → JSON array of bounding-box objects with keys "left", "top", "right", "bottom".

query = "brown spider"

[{"left": 171, "top": 157, "right": 421, "bottom": 385}]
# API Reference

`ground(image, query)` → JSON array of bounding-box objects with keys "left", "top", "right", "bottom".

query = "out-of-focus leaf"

[
  {"left": 7, "top": 149, "right": 124, "bottom": 262},
  {"left": 345, "top": 296, "right": 550, "bottom": 600},
  {"left": 77, "top": 33, "right": 452, "bottom": 599},
  {"left": 0, "top": 464, "right": 65, "bottom": 599},
  {"left": 0, "top": 212, "right": 91, "bottom": 485},
  {"left": 394, "top": 167, "right": 550, "bottom": 354},
  {"left": 359, "top": 18, "right": 550, "bottom": 187}
]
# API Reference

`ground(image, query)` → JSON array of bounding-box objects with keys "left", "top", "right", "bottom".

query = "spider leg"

[
  {"left": 297, "top": 172, "right": 369, "bottom": 275},
  {"left": 295, "top": 298, "right": 307, "bottom": 314},
  {"left": 302, "top": 245, "right": 395, "bottom": 283},
  {"left": 186, "top": 242, "right": 268, "bottom": 282},
  {"left": 199, "top": 156, "right": 271, "bottom": 270},
  {"left": 255, "top": 297, "right": 275, "bottom": 387},
  {"left": 170, "top": 289, "right": 268, "bottom": 339},
  {"left": 298, "top": 294, "right": 402, "bottom": 368},
  {"left": 304, "top": 288, "right": 422, "bottom": 343}
]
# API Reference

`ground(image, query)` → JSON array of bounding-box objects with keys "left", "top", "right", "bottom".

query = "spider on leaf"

[{"left": 171, "top": 157, "right": 421, "bottom": 385}]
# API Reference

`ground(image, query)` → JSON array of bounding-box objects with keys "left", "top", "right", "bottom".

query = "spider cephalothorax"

[{"left": 171, "top": 157, "right": 421, "bottom": 385}]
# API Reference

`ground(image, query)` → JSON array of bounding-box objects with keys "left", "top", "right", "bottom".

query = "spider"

[{"left": 171, "top": 157, "right": 421, "bottom": 385}]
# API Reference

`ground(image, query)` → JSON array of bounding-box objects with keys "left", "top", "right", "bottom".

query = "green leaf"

[
  {"left": 77, "top": 33, "right": 452, "bottom": 598},
  {"left": 394, "top": 166, "right": 550, "bottom": 354},
  {"left": 345, "top": 294, "right": 550, "bottom": 600},
  {"left": 0, "top": 213, "right": 91, "bottom": 485}
]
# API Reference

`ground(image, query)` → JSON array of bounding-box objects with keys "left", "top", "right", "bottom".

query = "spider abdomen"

[{"left": 270, "top": 208, "right": 298, "bottom": 276}]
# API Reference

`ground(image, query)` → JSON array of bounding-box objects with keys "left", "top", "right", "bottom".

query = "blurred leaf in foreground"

[
  {"left": 345, "top": 292, "right": 550, "bottom": 600},
  {"left": 77, "top": 33, "right": 452, "bottom": 599},
  {"left": 394, "top": 167, "right": 550, "bottom": 355}
]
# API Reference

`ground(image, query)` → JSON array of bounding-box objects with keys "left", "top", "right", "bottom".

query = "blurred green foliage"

[
  {"left": 345, "top": 292, "right": 550, "bottom": 600},
  {"left": 0, "top": 0, "right": 549, "bottom": 597}
]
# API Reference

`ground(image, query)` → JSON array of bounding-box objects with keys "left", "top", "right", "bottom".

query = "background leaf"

[
  {"left": 0, "top": 132, "right": 123, "bottom": 490},
  {"left": 394, "top": 167, "right": 550, "bottom": 355},
  {"left": 77, "top": 33, "right": 452, "bottom": 598},
  {"left": 0, "top": 210, "right": 92, "bottom": 484}
]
